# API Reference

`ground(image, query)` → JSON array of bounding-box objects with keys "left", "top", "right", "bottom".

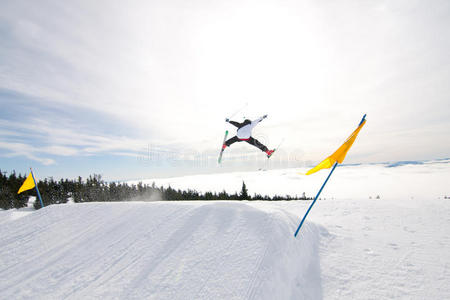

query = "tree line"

[{"left": 0, "top": 170, "right": 312, "bottom": 210}]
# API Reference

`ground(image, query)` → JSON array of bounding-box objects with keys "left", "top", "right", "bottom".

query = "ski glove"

[
  {"left": 225, "top": 118, "right": 230, "bottom": 122},
  {"left": 263, "top": 114, "right": 268, "bottom": 119}
]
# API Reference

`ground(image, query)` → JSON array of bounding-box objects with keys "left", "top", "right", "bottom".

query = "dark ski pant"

[{"left": 225, "top": 136, "right": 268, "bottom": 152}]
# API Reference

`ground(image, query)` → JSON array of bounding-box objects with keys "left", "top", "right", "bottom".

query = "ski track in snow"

[{"left": 0, "top": 202, "right": 321, "bottom": 300}]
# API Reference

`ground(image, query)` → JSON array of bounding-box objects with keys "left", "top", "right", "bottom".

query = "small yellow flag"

[
  {"left": 17, "top": 172, "right": 36, "bottom": 194},
  {"left": 306, "top": 117, "right": 366, "bottom": 175}
]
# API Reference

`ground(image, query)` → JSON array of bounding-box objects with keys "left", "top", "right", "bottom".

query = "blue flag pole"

[
  {"left": 30, "top": 168, "right": 44, "bottom": 208},
  {"left": 294, "top": 162, "right": 338, "bottom": 237}
]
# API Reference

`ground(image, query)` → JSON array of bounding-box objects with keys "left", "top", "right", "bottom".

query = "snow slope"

[
  {"left": 130, "top": 159, "right": 450, "bottom": 299},
  {"left": 2, "top": 160, "right": 450, "bottom": 299},
  {"left": 0, "top": 202, "right": 321, "bottom": 299},
  {"left": 255, "top": 199, "right": 450, "bottom": 299},
  {"left": 0, "top": 197, "right": 36, "bottom": 225}
]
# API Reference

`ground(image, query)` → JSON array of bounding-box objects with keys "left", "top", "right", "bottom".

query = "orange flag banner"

[
  {"left": 306, "top": 115, "right": 366, "bottom": 175},
  {"left": 17, "top": 172, "right": 36, "bottom": 194}
]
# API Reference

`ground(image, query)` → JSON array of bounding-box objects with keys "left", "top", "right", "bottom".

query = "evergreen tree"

[
  {"left": 239, "top": 181, "right": 250, "bottom": 200},
  {"left": 0, "top": 186, "right": 14, "bottom": 210},
  {"left": 1, "top": 170, "right": 308, "bottom": 208}
]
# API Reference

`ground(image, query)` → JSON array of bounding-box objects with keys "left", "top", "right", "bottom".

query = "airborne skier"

[{"left": 222, "top": 115, "right": 275, "bottom": 158}]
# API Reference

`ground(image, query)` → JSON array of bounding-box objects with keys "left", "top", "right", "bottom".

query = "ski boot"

[{"left": 266, "top": 149, "right": 275, "bottom": 158}]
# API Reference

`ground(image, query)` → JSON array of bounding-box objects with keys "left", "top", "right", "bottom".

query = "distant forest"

[{"left": 0, "top": 170, "right": 312, "bottom": 210}]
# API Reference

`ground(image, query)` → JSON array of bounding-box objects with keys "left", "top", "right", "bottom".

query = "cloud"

[
  {"left": 0, "top": 0, "right": 449, "bottom": 173},
  {"left": 0, "top": 141, "right": 56, "bottom": 165},
  {"left": 0, "top": 118, "right": 147, "bottom": 158},
  {"left": 0, "top": 108, "right": 189, "bottom": 167}
]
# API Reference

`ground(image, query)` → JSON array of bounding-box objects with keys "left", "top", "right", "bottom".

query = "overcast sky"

[{"left": 1, "top": 0, "right": 449, "bottom": 180}]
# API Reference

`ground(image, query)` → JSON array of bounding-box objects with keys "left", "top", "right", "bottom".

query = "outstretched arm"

[
  {"left": 252, "top": 115, "right": 268, "bottom": 124},
  {"left": 226, "top": 119, "right": 241, "bottom": 128}
]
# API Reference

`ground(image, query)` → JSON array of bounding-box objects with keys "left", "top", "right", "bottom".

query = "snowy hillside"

[
  {"left": 0, "top": 202, "right": 321, "bottom": 299},
  {"left": 1, "top": 160, "right": 450, "bottom": 299}
]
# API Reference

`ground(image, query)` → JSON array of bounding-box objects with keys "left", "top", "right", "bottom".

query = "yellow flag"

[
  {"left": 17, "top": 172, "right": 36, "bottom": 194},
  {"left": 306, "top": 117, "right": 366, "bottom": 175}
]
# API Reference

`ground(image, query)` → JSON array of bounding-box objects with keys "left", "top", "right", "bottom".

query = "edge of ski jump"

[{"left": 0, "top": 201, "right": 322, "bottom": 299}]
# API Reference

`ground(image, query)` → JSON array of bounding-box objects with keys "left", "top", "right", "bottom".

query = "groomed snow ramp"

[{"left": 0, "top": 202, "right": 322, "bottom": 299}]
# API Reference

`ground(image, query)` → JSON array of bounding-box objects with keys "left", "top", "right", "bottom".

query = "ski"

[
  {"left": 218, "top": 130, "right": 228, "bottom": 164},
  {"left": 267, "top": 138, "right": 284, "bottom": 159}
]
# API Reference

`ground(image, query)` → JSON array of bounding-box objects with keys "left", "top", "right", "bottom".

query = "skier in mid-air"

[{"left": 222, "top": 115, "right": 275, "bottom": 158}]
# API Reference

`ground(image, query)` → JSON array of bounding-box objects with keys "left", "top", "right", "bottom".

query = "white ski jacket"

[{"left": 236, "top": 116, "right": 264, "bottom": 139}]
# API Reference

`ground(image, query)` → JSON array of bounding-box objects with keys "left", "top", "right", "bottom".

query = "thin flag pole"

[
  {"left": 294, "top": 162, "right": 338, "bottom": 237},
  {"left": 30, "top": 168, "right": 44, "bottom": 208},
  {"left": 228, "top": 102, "right": 248, "bottom": 119},
  {"left": 359, "top": 114, "right": 367, "bottom": 126}
]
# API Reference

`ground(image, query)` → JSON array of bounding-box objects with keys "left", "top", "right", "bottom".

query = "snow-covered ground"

[
  {"left": 1, "top": 160, "right": 450, "bottom": 299},
  {"left": 0, "top": 202, "right": 320, "bottom": 299},
  {"left": 257, "top": 199, "right": 450, "bottom": 299},
  {"left": 0, "top": 196, "right": 36, "bottom": 225},
  {"left": 132, "top": 159, "right": 450, "bottom": 201}
]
